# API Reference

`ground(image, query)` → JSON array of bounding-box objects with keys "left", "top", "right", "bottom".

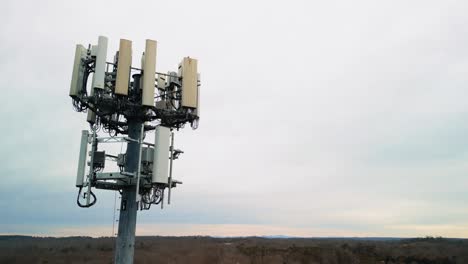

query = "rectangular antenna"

[
  {"left": 76, "top": 130, "right": 89, "bottom": 187},
  {"left": 70, "top": 44, "right": 87, "bottom": 97},
  {"left": 180, "top": 57, "right": 198, "bottom": 108},
  {"left": 152, "top": 126, "right": 170, "bottom": 184},
  {"left": 92, "top": 36, "right": 108, "bottom": 90},
  {"left": 115, "top": 39, "right": 132, "bottom": 95},
  {"left": 142, "top": 39, "right": 157, "bottom": 106},
  {"left": 167, "top": 71, "right": 178, "bottom": 85}
]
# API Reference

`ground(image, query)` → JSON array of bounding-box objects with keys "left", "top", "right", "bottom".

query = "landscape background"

[
  {"left": 1, "top": 0, "right": 468, "bottom": 240},
  {"left": 1, "top": 236, "right": 467, "bottom": 264}
]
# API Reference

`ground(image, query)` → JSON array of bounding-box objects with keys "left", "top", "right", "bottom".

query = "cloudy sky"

[{"left": 1, "top": 0, "right": 468, "bottom": 238}]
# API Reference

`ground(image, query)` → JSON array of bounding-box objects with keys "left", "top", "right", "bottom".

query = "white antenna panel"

[
  {"left": 70, "top": 44, "right": 87, "bottom": 97},
  {"left": 167, "top": 71, "right": 178, "bottom": 84},
  {"left": 115, "top": 39, "right": 132, "bottom": 96},
  {"left": 142, "top": 39, "right": 157, "bottom": 106},
  {"left": 166, "top": 71, "right": 178, "bottom": 110},
  {"left": 180, "top": 57, "right": 198, "bottom": 108},
  {"left": 92, "top": 36, "right": 108, "bottom": 90},
  {"left": 76, "top": 130, "right": 89, "bottom": 187},
  {"left": 152, "top": 125, "right": 170, "bottom": 184}
]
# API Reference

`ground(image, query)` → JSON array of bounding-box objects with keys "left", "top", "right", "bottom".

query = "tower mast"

[{"left": 69, "top": 36, "right": 200, "bottom": 264}]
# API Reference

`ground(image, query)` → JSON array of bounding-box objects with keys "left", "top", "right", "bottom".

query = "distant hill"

[{"left": 0, "top": 236, "right": 466, "bottom": 263}]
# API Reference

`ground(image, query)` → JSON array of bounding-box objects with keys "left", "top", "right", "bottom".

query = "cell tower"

[{"left": 69, "top": 36, "right": 200, "bottom": 264}]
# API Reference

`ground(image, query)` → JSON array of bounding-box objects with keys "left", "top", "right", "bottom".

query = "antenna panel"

[
  {"left": 70, "top": 44, "right": 87, "bottom": 97},
  {"left": 152, "top": 125, "right": 170, "bottom": 184},
  {"left": 141, "top": 147, "right": 154, "bottom": 163},
  {"left": 142, "top": 39, "right": 157, "bottom": 106},
  {"left": 167, "top": 71, "right": 178, "bottom": 85},
  {"left": 115, "top": 39, "right": 132, "bottom": 95},
  {"left": 76, "top": 130, "right": 89, "bottom": 187},
  {"left": 92, "top": 36, "right": 108, "bottom": 90},
  {"left": 166, "top": 71, "right": 178, "bottom": 110},
  {"left": 180, "top": 57, "right": 198, "bottom": 108}
]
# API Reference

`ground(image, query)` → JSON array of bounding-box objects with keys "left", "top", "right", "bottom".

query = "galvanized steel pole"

[{"left": 114, "top": 119, "right": 141, "bottom": 264}]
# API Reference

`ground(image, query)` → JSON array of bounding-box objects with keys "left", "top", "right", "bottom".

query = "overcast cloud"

[{"left": 1, "top": 0, "right": 468, "bottom": 238}]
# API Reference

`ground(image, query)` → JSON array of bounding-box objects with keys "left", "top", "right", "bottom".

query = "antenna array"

[{"left": 69, "top": 36, "right": 200, "bottom": 264}]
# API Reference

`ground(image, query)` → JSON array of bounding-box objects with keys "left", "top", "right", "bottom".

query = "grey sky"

[{"left": 1, "top": 0, "right": 468, "bottom": 237}]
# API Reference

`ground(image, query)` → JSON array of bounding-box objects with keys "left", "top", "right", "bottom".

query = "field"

[{"left": 0, "top": 236, "right": 467, "bottom": 264}]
